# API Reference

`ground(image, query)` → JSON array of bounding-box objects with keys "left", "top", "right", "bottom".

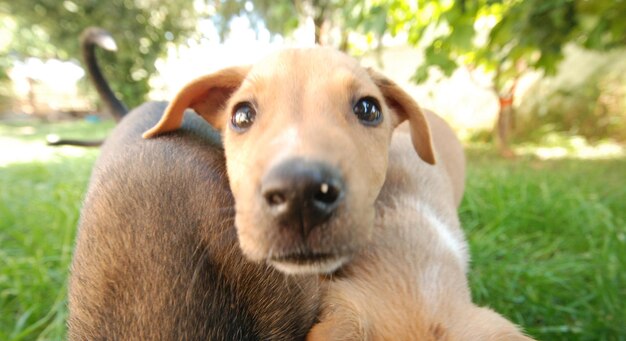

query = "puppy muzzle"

[
  {"left": 261, "top": 158, "right": 345, "bottom": 239},
  {"left": 259, "top": 158, "right": 349, "bottom": 273}
]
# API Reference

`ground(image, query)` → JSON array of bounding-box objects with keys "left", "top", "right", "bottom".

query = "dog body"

[{"left": 68, "top": 103, "right": 320, "bottom": 339}]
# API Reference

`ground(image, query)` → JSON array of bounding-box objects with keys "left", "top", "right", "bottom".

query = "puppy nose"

[{"left": 261, "top": 159, "right": 344, "bottom": 237}]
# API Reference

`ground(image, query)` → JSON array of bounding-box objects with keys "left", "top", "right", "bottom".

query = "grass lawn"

[{"left": 1, "top": 119, "right": 624, "bottom": 340}]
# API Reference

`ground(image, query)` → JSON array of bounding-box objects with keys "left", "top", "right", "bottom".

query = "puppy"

[{"left": 144, "top": 47, "right": 534, "bottom": 339}]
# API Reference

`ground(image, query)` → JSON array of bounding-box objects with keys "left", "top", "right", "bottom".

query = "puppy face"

[
  {"left": 222, "top": 49, "right": 396, "bottom": 273},
  {"left": 143, "top": 48, "right": 434, "bottom": 274}
]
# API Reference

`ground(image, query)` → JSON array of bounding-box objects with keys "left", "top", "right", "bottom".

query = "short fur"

[
  {"left": 307, "top": 116, "right": 534, "bottom": 340},
  {"left": 68, "top": 88, "right": 319, "bottom": 339},
  {"left": 143, "top": 47, "right": 534, "bottom": 340},
  {"left": 144, "top": 48, "right": 435, "bottom": 273}
]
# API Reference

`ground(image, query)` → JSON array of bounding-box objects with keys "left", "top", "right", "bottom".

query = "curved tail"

[
  {"left": 80, "top": 27, "right": 128, "bottom": 121},
  {"left": 48, "top": 28, "right": 127, "bottom": 147}
]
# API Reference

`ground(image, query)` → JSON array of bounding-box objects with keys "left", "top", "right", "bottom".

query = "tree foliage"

[
  {"left": 223, "top": 0, "right": 626, "bottom": 151},
  {"left": 211, "top": 0, "right": 393, "bottom": 51},
  {"left": 399, "top": 0, "right": 626, "bottom": 86},
  {"left": 380, "top": 0, "right": 626, "bottom": 153},
  {"left": 209, "top": 0, "right": 300, "bottom": 40},
  {"left": 215, "top": 0, "right": 625, "bottom": 90},
  {"left": 0, "top": 0, "right": 198, "bottom": 107},
  {"left": 1, "top": 0, "right": 624, "bottom": 142}
]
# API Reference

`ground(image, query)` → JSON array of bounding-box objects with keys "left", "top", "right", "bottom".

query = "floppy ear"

[
  {"left": 367, "top": 69, "right": 436, "bottom": 165},
  {"left": 143, "top": 66, "right": 250, "bottom": 138}
]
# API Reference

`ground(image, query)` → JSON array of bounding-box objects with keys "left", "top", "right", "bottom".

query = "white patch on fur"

[
  {"left": 269, "top": 255, "right": 350, "bottom": 275},
  {"left": 415, "top": 200, "right": 465, "bottom": 264}
]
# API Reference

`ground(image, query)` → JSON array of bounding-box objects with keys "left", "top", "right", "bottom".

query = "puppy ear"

[
  {"left": 143, "top": 66, "right": 250, "bottom": 138},
  {"left": 367, "top": 68, "right": 436, "bottom": 165}
]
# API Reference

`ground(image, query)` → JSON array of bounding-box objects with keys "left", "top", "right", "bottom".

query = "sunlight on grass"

[
  {"left": 516, "top": 133, "right": 625, "bottom": 160},
  {"left": 0, "top": 137, "right": 91, "bottom": 167},
  {"left": 0, "top": 119, "right": 114, "bottom": 167}
]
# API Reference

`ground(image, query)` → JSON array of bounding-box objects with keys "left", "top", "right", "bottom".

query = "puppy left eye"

[
  {"left": 231, "top": 102, "right": 256, "bottom": 132},
  {"left": 353, "top": 97, "right": 382, "bottom": 126}
]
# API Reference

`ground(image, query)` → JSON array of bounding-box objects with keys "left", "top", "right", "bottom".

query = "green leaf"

[{"left": 411, "top": 64, "right": 430, "bottom": 84}]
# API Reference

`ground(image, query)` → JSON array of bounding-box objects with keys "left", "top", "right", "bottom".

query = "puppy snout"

[{"left": 261, "top": 159, "right": 345, "bottom": 237}]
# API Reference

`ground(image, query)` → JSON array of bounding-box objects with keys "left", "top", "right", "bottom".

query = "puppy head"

[{"left": 144, "top": 48, "right": 434, "bottom": 274}]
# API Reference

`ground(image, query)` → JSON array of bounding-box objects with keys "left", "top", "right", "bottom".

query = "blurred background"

[{"left": 0, "top": 1, "right": 625, "bottom": 340}]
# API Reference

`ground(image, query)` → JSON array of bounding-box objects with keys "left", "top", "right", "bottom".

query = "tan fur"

[
  {"left": 144, "top": 47, "right": 533, "bottom": 340},
  {"left": 307, "top": 123, "right": 533, "bottom": 340},
  {"left": 144, "top": 48, "right": 434, "bottom": 269}
]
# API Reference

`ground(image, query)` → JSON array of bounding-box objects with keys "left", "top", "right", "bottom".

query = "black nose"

[{"left": 261, "top": 159, "right": 345, "bottom": 238}]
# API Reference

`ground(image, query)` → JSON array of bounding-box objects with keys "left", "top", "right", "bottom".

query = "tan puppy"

[
  {"left": 144, "top": 47, "right": 532, "bottom": 339},
  {"left": 306, "top": 115, "right": 534, "bottom": 340},
  {"left": 144, "top": 48, "right": 435, "bottom": 274}
]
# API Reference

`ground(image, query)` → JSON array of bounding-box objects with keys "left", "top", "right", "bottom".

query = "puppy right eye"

[
  {"left": 353, "top": 97, "right": 382, "bottom": 126},
  {"left": 231, "top": 102, "right": 256, "bottom": 132}
]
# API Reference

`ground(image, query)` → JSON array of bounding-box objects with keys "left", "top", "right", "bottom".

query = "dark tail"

[
  {"left": 80, "top": 27, "right": 128, "bottom": 121},
  {"left": 48, "top": 28, "right": 127, "bottom": 147}
]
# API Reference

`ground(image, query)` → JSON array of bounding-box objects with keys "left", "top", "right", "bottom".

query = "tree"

[
  {"left": 0, "top": 0, "right": 198, "bottom": 108},
  {"left": 392, "top": 0, "right": 626, "bottom": 155},
  {"left": 226, "top": 0, "right": 626, "bottom": 155},
  {"left": 210, "top": 0, "right": 390, "bottom": 52}
]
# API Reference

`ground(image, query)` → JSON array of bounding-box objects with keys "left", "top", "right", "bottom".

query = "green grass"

[
  {"left": 463, "top": 147, "right": 626, "bottom": 340},
  {"left": 0, "top": 120, "right": 624, "bottom": 340},
  {"left": 0, "top": 119, "right": 112, "bottom": 340}
]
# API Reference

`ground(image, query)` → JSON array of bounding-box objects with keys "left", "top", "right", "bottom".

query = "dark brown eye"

[
  {"left": 353, "top": 97, "right": 382, "bottom": 126},
  {"left": 231, "top": 102, "right": 256, "bottom": 132}
]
